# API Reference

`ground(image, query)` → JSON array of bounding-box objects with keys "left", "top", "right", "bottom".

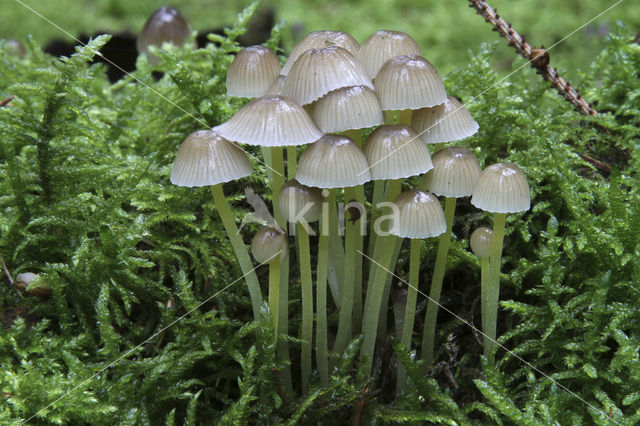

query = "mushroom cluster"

[{"left": 168, "top": 28, "right": 531, "bottom": 392}]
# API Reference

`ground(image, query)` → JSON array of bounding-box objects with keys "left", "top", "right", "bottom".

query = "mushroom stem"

[
  {"left": 421, "top": 196, "right": 456, "bottom": 365},
  {"left": 269, "top": 256, "right": 281, "bottom": 342},
  {"left": 484, "top": 212, "right": 506, "bottom": 358},
  {"left": 480, "top": 255, "right": 491, "bottom": 353},
  {"left": 286, "top": 146, "right": 297, "bottom": 178},
  {"left": 271, "top": 146, "right": 285, "bottom": 226},
  {"left": 328, "top": 190, "right": 344, "bottom": 308},
  {"left": 316, "top": 205, "right": 330, "bottom": 386},
  {"left": 397, "top": 237, "right": 421, "bottom": 392},
  {"left": 352, "top": 184, "right": 366, "bottom": 333},
  {"left": 298, "top": 223, "right": 313, "bottom": 392},
  {"left": 398, "top": 109, "right": 412, "bottom": 126},
  {"left": 210, "top": 184, "right": 263, "bottom": 319},
  {"left": 360, "top": 234, "right": 398, "bottom": 378},
  {"left": 334, "top": 186, "right": 358, "bottom": 355}
]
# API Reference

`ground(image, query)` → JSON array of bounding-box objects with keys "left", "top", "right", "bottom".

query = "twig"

[
  {"left": 0, "top": 95, "right": 15, "bottom": 108},
  {"left": 579, "top": 153, "right": 612, "bottom": 174},
  {"left": 0, "top": 253, "right": 14, "bottom": 285},
  {"left": 468, "top": 0, "right": 598, "bottom": 116}
]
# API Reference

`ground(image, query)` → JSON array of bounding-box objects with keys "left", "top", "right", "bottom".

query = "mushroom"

[
  {"left": 251, "top": 226, "right": 289, "bottom": 341},
  {"left": 137, "top": 7, "right": 192, "bottom": 65},
  {"left": 277, "top": 179, "right": 322, "bottom": 392},
  {"left": 170, "top": 129, "right": 263, "bottom": 319},
  {"left": 420, "top": 146, "right": 481, "bottom": 365},
  {"left": 470, "top": 227, "right": 495, "bottom": 356},
  {"left": 226, "top": 45, "right": 281, "bottom": 98},
  {"left": 281, "top": 30, "right": 360, "bottom": 76},
  {"left": 471, "top": 163, "right": 530, "bottom": 357},
  {"left": 358, "top": 30, "right": 422, "bottom": 80}
]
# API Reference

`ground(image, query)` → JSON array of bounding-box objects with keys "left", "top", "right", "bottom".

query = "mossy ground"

[{"left": 1, "top": 2, "right": 640, "bottom": 424}]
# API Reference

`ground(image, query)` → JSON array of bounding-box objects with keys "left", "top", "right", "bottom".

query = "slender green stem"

[
  {"left": 432, "top": 142, "right": 445, "bottom": 154},
  {"left": 286, "top": 146, "right": 297, "bottom": 179},
  {"left": 298, "top": 223, "right": 313, "bottom": 392},
  {"left": 485, "top": 213, "right": 506, "bottom": 358},
  {"left": 271, "top": 146, "right": 285, "bottom": 226},
  {"left": 398, "top": 109, "right": 412, "bottom": 126},
  {"left": 327, "top": 189, "right": 343, "bottom": 308},
  {"left": 316, "top": 216, "right": 330, "bottom": 386},
  {"left": 352, "top": 184, "right": 366, "bottom": 333},
  {"left": 261, "top": 146, "right": 273, "bottom": 184},
  {"left": 269, "top": 258, "right": 281, "bottom": 342},
  {"left": 377, "top": 237, "right": 402, "bottom": 339},
  {"left": 421, "top": 197, "right": 456, "bottom": 365},
  {"left": 383, "top": 110, "right": 395, "bottom": 124},
  {"left": 367, "top": 180, "right": 386, "bottom": 258},
  {"left": 210, "top": 184, "right": 263, "bottom": 320},
  {"left": 397, "top": 238, "right": 421, "bottom": 393},
  {"left": 360, "top": 234, "right": 397, "bottom": 378},
  {"left": 334, "top": 186, "right": 357, "bottom": 355},
  {"left": 480, "top": 256, "right": 491, "bottom": 356}
]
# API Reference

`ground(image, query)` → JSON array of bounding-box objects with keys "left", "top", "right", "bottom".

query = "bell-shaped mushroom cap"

[
  {"left": 412, "top": 96, "right": 479, "bottom": 144},
  {"left": 471, "top": 163, "right": 531, "bottom": 213},
  {"left": 358, "top": 30, "right": 421, "bottom": 79},
  {"left": 282, "top": 47, "right": 373, "bottom": 105},
  {"left": 470, "top": 227, "right": 493, "bottom": 259},
  {"left": 296, "top": 134, "right": 371, "bottom": 188},
  {"left": 265, "top": 75, "right": 287, "bottom": 96},
  {"left": 281, "top": 30, "right": 360, "bottom": 76},
  {"left": 389, "top": 190, "right": 446, "bottom": 239},
  {"left": 213, "top": 95, "right": 324, "bottom": 147},
  {"left": 375, "top": 55, "right": 446, "bottom": 111},
  {"left": 170, "top": 130, "right": 251, "bottom": 187},
  {"left": 226, "top": 46, "right": 281, "bottom": 98},
  {"left": 422, "top": 146, "right": 481, "bottom": 198},
  {"left": 137, "top": 7, "right": 192, "bottom": 64},
  {"left": 363, "top": 124, "right": 433, "bottom": 180},
  {"left": 278, "top": 179, "right": 323, "bottom": 223},
  {"left": 313, "top": 85, "right": 384, "bottom": 133},
  {"left": 251, "top": 226, "right": 289, "bottom": 264}
]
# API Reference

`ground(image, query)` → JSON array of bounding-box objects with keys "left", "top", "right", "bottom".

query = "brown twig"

[
  {"left": 0, "top": 96, "right": 15, "bottom": 108},
  {"left": 468, "top": 0, "right": 598, "bottom": 116},
  {"left": 0, "top": 253, "right": 14, "bottom": 286},
  {"left": 579, "top": 153, "right": 612, "bottom": 174}
]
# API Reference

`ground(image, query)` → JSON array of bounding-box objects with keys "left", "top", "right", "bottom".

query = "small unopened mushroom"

[
  {"left": 470, "top": 227, "right": 495, "bottom": 357},
  {"left": 471, "top": 163, "right": 530, "bottom": 357},
  {"left": 137, "top": 7, "right": 192, "bottom": 65},
  {"left": 15, "top": 272, "right": 51, "bottom": 297},
  {"left": 251, "top": 226, "right": 288, "bottom": 342},
  {"left": 277, "top": 179, "right": 321, "bottom": 392}
]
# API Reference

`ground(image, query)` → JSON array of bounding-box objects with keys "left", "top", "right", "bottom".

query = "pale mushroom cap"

[
  {"left": 389, "top": 190, "right": 446, "bottom": 239},
  {"left": 313, "top": 85, "right": 384, "bottom": 133},
  {"left": 265, "top": 75, "right": 287, "bottom": 96},
  {"left": 412, "top": 96, "right": 479, "bottom": 144},
  {"left": 375, "top": 55, "right": 447, "bottom": 110},
  {"left": 471, "top": 163, "right": 531, "bottom": 213},
  {"left": 281, "top": 46, "right": 373, "bottom": 105},
  {"left": 170, "top": 130, "right": 251, "bottom": 187},
  {"left": 363, "top": 124, "right": 433, "bottom": 180},
  {"left": 213, "top": 95, "right": 324, "bottom": 147},
  {"left": 278, "top": 179, "right": 323, "bottom": 223},
  {"left": 296, "top": 134, "right": 371, "bottom": 188},
  {"left": 137, "top": 7, "right": 191, "bottom": 63},
  {"left": 251, "top": 226, "right": 289, "bottom": 264},
  {"left": 422, "top": 146, "right": 481, "bottom": 197},
  {"left": 470, "top": 227, "right": 493, "bottom": 259},
  {"left": 281, "top": 31, "right": 360, "bottom": 76},
  {"left": 226, "top": 46, "right": 282, "bottom": 98},
  {"left": 358, "top": 30, "right": 422, "bottom": 79}
]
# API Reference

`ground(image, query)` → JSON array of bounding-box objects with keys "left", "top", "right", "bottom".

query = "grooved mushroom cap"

[
  {"left": 213, "top": 95, "right": 324, "bottom": 147},
  {"left": 265, "top": 76, "right": 287, "bottom": 96},
  {"left": 470, "top": 227, "right": 493, "bottom": 259},
  {"left": 281, "top": 47, "right": 373, "bottom": 105},
  {"left": 170, "top": 130, "right": 251, "bottom": 187},
  {"left": 226, "top": 46, "right": 281, "bottom": 98},
  {"left": 281, "top": 31, "right": 360, "bottom": 76},
  {"left": 412, "top": 96, "right": 479, "bottom": 144},
  {"left": 471, "top": 163, "right": 530, "bottom": 213},
  {"left": 389, "top": 190, "right": 446, "bottom": 239},
  {"left": 278, "top": 179, "right": 323, "bottom": 223},
  {"left": 374, "top": 55, "right": 447, "bottom": 110},
  {"left": 363, "top": 124, "right": 433, "bottom": 180},
  {"left": 137, "top": 7, "right": 192, "bottom": 64},
  {"left": 296, "top": 134, "right": 371, "bottom": 188},
  {"left": 358, "top": 30, "right": 421, "bottom": 79},
  {"left": 422, "top": 146, "right": 481, "bottom": 197},
  {"left": 313, "top": 85, "right": 384, "bottom": 133},
  {"left": 251, "top": 226, "right": 288, "bottom": 264}
]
